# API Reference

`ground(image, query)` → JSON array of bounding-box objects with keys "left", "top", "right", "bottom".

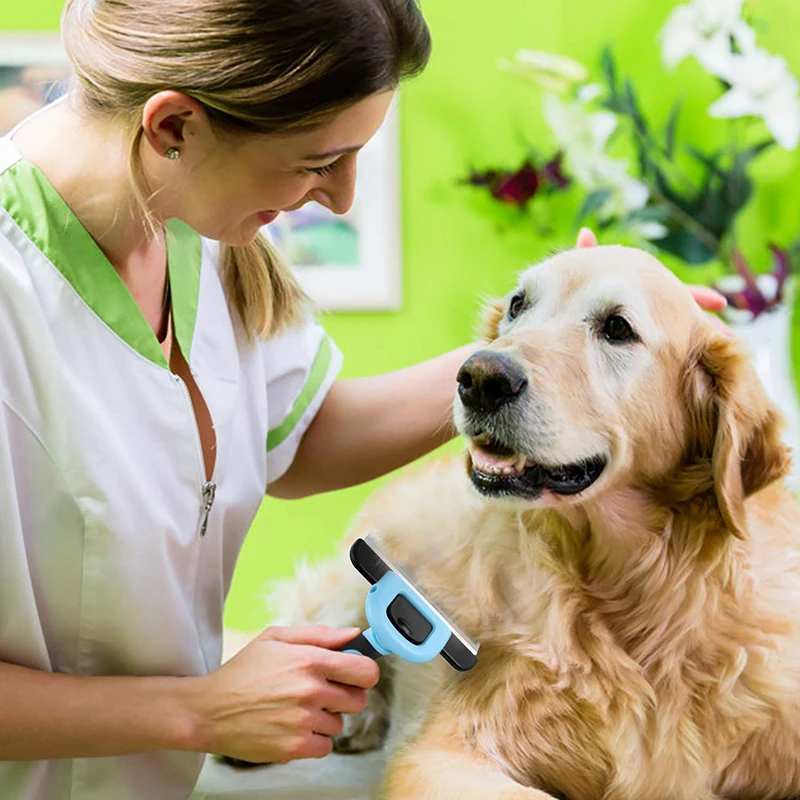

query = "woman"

[{"left": 0, "top": 0, "right": 725, "bottom": 797}]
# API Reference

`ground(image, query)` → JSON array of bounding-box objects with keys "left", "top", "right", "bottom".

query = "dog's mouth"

[{"left": 467, "top": 437, "right": 607, "bottom": 500}]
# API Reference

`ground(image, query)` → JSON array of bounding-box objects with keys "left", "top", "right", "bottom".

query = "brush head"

[{"left": 350, "top": 534, "right": 480, "bottom": 670}]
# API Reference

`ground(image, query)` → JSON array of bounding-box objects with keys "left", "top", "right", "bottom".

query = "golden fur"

[{"left": 271, "top": 245, "right": 800, "bottom": 799}]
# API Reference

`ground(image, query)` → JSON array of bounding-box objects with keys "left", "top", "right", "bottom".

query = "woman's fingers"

[
  {"left": 689, "top": 284, "right": 727, "bottom": 313},
  {"left": 576, "top": 227, "right": 598, "bottom": 248}
]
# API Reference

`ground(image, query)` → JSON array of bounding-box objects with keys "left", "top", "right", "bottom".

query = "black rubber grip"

[
  {"left": 349, "top": 537, "right": 390, "bottom": 585},
  {"left": 440, "top": 632, "right": 479, "bottom": 672},
  {"left": 341, "top": 632, "right": 383, "bottom": 660}
]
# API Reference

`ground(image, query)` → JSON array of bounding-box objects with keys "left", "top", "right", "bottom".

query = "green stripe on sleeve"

[{"left": 267, "top": 335, "right": 334, "bottom": 451}]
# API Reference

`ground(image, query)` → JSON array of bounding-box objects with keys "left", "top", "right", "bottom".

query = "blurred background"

[{"left": 4, "top": 0, "right": 800, "bottom": 633}]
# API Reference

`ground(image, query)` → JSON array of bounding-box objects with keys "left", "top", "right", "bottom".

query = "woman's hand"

[{"left": 186, "top": 625, "right": 379, "bottom": 764}]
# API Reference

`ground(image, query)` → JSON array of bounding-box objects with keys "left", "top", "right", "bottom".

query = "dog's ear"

[
  {"left": 479, "top": 297, "right": 506, "bottom": 341},
  {"left": 685, "top": 326, "right": 790, "bottom": 538}
]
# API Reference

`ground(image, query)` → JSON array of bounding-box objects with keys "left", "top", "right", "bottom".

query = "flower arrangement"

[{"left": 466, "top": 0, "right": 800, "bottom": 320}]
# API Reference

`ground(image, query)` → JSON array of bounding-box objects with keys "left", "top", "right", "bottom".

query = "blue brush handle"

[{"left": 341, "top": 572, "right": 450, "bottom": 663}]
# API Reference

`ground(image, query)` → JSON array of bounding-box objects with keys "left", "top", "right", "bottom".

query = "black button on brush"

[{"left": 387, "top": 594, "right": 433, "bottom": 644}]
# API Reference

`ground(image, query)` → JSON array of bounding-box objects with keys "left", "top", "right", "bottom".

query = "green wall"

[{"left": 7, "top": 0, "right": 800, "bottom": 631}]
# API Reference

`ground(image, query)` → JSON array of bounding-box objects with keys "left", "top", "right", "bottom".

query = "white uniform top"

[{"left": 0, "top": 134, "right": 342, "bottom": 799}]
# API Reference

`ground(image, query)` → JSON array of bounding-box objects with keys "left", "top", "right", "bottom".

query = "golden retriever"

[{"left": 270, "top": 243, "right": 800, "bottom": 800}]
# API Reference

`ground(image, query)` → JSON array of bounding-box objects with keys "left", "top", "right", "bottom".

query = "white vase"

[{"left": 723, "top": 279, "right": 800, "bottom": 494}]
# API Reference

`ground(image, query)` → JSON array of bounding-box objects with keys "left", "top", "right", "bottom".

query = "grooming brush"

[{"left": 341, "top": 534, "right": 479, "bottom": 671}]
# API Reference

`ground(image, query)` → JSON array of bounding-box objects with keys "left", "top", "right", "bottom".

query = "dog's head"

[{"left": 455, "top": 244, "right": 790, "bottom": 534}]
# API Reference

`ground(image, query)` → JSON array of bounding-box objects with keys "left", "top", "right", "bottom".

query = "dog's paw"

[{"left": 333, "top": 686, "right": 391, "bottom": 754}]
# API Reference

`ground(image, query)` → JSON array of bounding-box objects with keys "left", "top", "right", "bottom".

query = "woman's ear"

[{"left": 685, "top": 325, "right": 791, "bottom": 538}]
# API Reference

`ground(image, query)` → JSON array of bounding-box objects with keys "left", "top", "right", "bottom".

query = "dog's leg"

[{"left": 381, "top": 719, "right": 558, "bottom": 800}]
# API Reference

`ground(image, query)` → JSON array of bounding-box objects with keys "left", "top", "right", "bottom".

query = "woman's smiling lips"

[{"left": 257, "top": 210, "right": 280, "bottom": 225}]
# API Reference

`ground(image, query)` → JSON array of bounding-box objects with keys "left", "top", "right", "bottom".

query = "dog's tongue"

[{"left": 470, "top": 445, "right": 520, "bottom": 473}]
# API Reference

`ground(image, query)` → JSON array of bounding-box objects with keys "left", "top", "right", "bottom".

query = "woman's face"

[{"left": 143, "top": 90, "right": 395, "bottom": 245}]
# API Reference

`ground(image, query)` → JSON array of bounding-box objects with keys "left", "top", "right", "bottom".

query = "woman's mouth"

[{"left": 257, "top": 210, "right": 280, "bottom": 225}]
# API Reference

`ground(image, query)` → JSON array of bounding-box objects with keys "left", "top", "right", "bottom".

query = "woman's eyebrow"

[{"left": 301, "top": 144, "right": 363, "bottom": 161}]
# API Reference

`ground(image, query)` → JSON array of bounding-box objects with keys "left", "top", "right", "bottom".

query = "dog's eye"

[
  {"left": 508, "top": 291, "right": 526, "bottom": 321},
  {"left": 602, "top": 314, "right": 637, "bottom": 343}
]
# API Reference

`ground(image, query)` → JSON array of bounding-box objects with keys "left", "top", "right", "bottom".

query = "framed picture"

[
  {"left": 0, "top": 33, "right": 71, "bottom": 136},
  {"left": 0, "top": 33, "right": 403, "bottom": 312},
  {"left": 266, "top": 99, "right": 403, "bottom": 312}
]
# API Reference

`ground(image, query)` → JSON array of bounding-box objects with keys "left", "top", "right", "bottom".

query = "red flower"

[
  {"left": 468, "top": 161, "right": 539, "bottom": 208},
  {"left": 541, "top": 152, "right": 570, "bottom": 189}
]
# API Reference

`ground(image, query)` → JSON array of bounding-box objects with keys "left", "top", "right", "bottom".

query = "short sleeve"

[{"left": 262, "top": 320, "right": 343, "bottom": 482}]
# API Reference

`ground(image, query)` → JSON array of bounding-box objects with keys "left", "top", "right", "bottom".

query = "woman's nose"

[{"left": 311, "top": 155, "right": 357, "bottom": 215}]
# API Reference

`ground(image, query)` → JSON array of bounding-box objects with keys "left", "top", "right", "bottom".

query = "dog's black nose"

[{"left": 457, "top": 352, "right": 528, "bottom": 413}]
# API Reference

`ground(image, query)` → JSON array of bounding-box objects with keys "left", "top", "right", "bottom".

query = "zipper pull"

[{"left": 199, "top": 481, "right": 217, "bottom": 537}]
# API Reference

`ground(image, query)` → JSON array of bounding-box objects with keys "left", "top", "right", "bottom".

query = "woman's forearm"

[
  {"left": 0, "top": 660, "right": 201, "bottom": 760},
  {"left": 269, "top": 343, "right": 477, "bottom": 498}
]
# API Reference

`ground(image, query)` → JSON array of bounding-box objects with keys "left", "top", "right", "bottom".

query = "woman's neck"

[{"left": 12, "top": 97, "right": 172, "bottom": 335}]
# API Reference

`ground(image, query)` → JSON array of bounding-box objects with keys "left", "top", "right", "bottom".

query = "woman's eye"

[
  {"left": 307, "top": 160, "right": 339, "bottom": 176},
  {"left": 602, "top": 314, "right": 637, "bottom": 343},
  {"left": 508, "top": 291, "right": 526, "bottom": 321}
]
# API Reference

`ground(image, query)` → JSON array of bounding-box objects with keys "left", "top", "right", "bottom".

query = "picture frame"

[
  {"left": 0, "top": 32, "right": 71, "bottom": 136},
  {"left": 0, "top": 32, "right": 403, "bottom": 312}
]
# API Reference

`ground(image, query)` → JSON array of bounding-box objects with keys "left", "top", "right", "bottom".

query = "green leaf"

[
  {"left": 625, "top": 205, "right": 671, "bottom": 224},
  {"left": 576, "top": 188, "right": 613, "bottom": 222},
  {"left": 664, "top": 99, "right": 682, "bottom": 158},
  {"left": 600, "top": 45, "right": 618, "bottom": 96},
  {"left": 722, "top": 170, "right": 752, "bottom": 213},
  {"left": 736, "top": 139, "right": 774, "bottom": 166},
  {"left": 624, "top": 79, "right": 648, "bottom": 137},
  {"left": 598, "top": 96, "right": 628, "bottom": 114},
  {"left": 654, "top": 168, "right": 698, "bottom": 218},
  {"left": 683, "top": 145, "right": 725, "bottom": 176},
  {"left": 656, "top": 229, "right": 716, "bottom": 265},
  {"left": 695, "top": 185, "right": 733, "bottom": 237}
]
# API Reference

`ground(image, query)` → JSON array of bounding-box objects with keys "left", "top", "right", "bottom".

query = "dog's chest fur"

[{"left": 433, "top": 502, "right": 800, "bottom": 800}]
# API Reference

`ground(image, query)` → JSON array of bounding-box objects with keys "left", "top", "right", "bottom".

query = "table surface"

[{"left": 192, "top": 750, "right": 387, "bottom": 799}]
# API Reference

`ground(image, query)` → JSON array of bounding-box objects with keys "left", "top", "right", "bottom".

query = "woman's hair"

[{"left": 60, "top": 0, "right": 431, "bottom": 339}]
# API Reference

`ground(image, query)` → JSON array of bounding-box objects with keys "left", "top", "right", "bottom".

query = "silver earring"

[{"left": 166, "top": 147, "right": 180, "bottom": 161}]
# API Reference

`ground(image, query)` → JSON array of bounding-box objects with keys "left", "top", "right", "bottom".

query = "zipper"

[
  {"left": 173, "top": 373, "right": 217, "bottom": 538},
  {"left": 199, "top": 481, "right": 217, "bottom": 538}
]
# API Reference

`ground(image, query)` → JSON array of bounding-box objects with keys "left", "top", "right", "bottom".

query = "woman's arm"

[
  {"left": 0, "top": 626, "right": 377, "bottom": 762},
  {"left": 268, "top": 343, "right": 477, "bottom": 499},
  {"left": 0, "top": 660, "right": 196, "bottom": 759}
]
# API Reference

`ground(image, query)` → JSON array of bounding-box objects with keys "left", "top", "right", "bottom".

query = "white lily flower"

[
  {"left": 498, "top": 50, "right": 589, "bottom": 94},
  {"left": 659, "top": 0, "right": 755, "bottom": 76},
  {"left": 577, "top": 83, "right": 604, "bottom": 103},
  {"left": 592, "top": 157, "right": 650, "bottom": 219},
  {"left": 634, "top": 221, "right": 670, "bottom": 240},
  {"left": 709, "top": 48, "right": 800, "bottom": 149},
  {"left": 544, "top": 95, "right": 649, "bottom": 220}
]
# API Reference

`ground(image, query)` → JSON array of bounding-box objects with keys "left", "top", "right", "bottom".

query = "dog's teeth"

[
  {"left": 514, "top": 454, "right": 527, "bottom": 474},
  {"left": 502, "top": 466, "right": 514, "bottom": 475}
]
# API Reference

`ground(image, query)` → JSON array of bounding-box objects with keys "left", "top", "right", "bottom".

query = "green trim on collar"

[
  {"left": 0, "top": 158, "right": 201, "bottom": 369},
  {"left": 267, "top": 336, "right": 333, "bottom": 451},
  {"left": 166, "top": 218, "right": 202, "bottom": 362}
]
